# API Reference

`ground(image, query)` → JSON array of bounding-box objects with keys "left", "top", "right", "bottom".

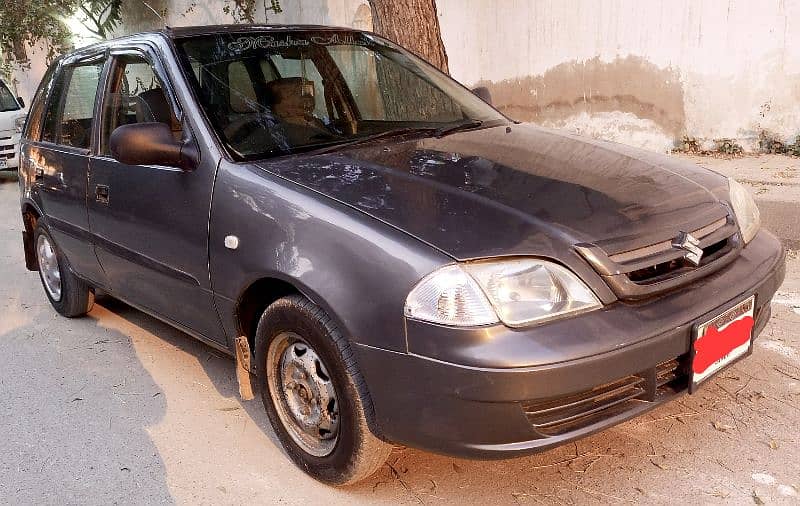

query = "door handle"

[
  {"left": 34, "top": 167, "right": 43, "bottom": 181},
  {"left": 95, "top": 184, "right": 110, "bottom": 204}
]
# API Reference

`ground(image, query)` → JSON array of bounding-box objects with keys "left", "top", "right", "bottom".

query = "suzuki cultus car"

[{"left": 18, "top": 25, "right": 785, "bottom": 485}]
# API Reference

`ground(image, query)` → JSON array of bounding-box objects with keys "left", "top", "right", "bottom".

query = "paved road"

[{"left": 0, "top": 170, "right": 798, "bottom": 505}]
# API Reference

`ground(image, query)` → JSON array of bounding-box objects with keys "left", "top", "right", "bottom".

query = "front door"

[{"left": 87, "top": 48, "right": 226, "bottom": 345}]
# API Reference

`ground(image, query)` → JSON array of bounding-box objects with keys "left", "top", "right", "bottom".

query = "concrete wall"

[
  {"left": 437, "top": 0, "right": 800, "bottom": 152},
  {"left": 8, "top": 42, "right": 51, "bottom": 105},
  {"left": 10, "top": 0, "right": 799, "bottom": 152}
]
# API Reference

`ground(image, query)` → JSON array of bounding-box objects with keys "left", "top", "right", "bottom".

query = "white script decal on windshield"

[
  {"left": 227, "top": 33, "right": 368, "bottom": 52},
  {"left": 309, "top": 33, "right": 367, "bottom": 46},
  {"left": 227, "top": 36, "right": 311, "bottom": 52}
]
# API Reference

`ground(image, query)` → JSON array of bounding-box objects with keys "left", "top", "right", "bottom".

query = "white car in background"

[{"left": 0, "top": 78, "right": 26, "bottom": 171}]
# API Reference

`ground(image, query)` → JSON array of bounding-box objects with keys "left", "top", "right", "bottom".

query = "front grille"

[
  {"left": 626, "top": 236, "right": 732, "bottom": 284},
  {"left": 575, "top": 216, "right": 742, "bottom": 299},
  {"left": 0, "top": 144, "right": 13, "bottom": 151},
  {"left": 522, "top": 357, "right": 686, "bottom": 436}
]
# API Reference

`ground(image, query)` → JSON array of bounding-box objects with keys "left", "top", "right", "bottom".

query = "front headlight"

[
  {"left": 14, "top": 115, "right": 26, "bottom": 133},
  {"left": 404, "top": 259, "right": 601, "bottom": 327},
  {"left": 728, "top": 178, "right": 760, "bottom": 244}
]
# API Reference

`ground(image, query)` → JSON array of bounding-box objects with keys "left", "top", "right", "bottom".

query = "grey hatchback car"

[{"left": 19, "top": 25, "right": 785, "bottom": 485}]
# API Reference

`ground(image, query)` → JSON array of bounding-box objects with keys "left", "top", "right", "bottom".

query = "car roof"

[{"left": 166, "top": 24, "right": 356, "bottom": 38}]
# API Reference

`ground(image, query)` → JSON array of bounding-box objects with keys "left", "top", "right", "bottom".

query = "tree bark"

[
  {"left": 368, "top": 0, "right": 449, "bottom": 74},
  {"left": 12, "top": 38, "right": 28, "bottom": 64}
]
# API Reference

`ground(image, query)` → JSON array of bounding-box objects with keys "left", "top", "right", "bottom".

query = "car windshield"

[
  {"left": 0, "top": 80, "right": 20, "bottom": 112},
  {"left": 175, "top": 31, "right": 506, "bottom": 160}
]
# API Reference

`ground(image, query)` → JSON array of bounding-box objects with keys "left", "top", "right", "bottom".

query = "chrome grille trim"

[
  {"left": 575, "top": 216, "right": 741, "bottom": 299},
  {"left": 609, "top": 218, "right": 727, "bottom": 264}
]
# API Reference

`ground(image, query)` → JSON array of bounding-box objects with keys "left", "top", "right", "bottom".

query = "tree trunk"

[
  {"left": 368, "top": 0, "right": 449, "bottom": 74},
  {"left": 12, "top": 38, "right": 28, "bottom": 64}
]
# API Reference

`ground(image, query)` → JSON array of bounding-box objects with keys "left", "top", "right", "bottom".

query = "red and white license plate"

[{"left": 690, "top": 296, "right": 755, "bottom": 392}]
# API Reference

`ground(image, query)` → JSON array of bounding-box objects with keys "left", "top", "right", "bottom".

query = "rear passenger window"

[
  {"left": 41, "top": 61, "right": 104, "bottom": 149},
  {"left": 60, "top": 64, "right": 103, "bottom": 148},
  {"left": 40, "top": 69, "right": 68, "bottom": 144}
]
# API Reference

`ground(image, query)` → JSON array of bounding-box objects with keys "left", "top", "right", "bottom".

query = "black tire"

[
  {"left": 255, "top": 295, "right": 391, "bottom": 485},
  {"left": 34, "top": 223, "right": 94, "bottom": 318}
]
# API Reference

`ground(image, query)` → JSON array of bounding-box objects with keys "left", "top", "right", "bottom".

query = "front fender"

[{"left": 209, "top": 160, "right": 450, "bottom": 353}]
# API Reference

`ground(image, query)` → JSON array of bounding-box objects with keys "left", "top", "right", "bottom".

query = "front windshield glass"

[
  {"left": 0, "top": 80, "right": 20, "bottom": 112},
  {"left": 175, "top": 31, "right": 506, "bottom": 160}
]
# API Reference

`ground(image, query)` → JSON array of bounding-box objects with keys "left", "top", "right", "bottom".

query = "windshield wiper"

[
  {"left": 296, "top": 121, "right": 486, "bottom": 156},
  {"left": 434, "top": 119, "right": 483, "bottom": 138},
  {"left": 307, "top": 127, "right": 438, "bottom": 155}
]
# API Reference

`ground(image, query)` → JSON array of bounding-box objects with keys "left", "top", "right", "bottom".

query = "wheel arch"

[{"left": 233, "top": 273, "right": 386, "bottom": 439}]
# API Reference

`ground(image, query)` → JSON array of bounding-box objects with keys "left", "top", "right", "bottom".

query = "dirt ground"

[{"left": 0, "top": 168, "right": 798, "bottom": 505}]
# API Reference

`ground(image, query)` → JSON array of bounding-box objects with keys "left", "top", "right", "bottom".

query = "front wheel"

[
  {"left": 255, "top": 295, "right": 391, "bottom": 485},
  {"left": 34, "top": 223, "right": 94, "bottom": 317}
]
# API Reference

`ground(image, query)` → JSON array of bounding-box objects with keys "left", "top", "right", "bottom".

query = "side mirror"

[
  {"left": 471, "top": 86, "right": 493, "bottom": 105},
  {"left": 16, "top": 96, "right": 25, "bottom": 108},
  {"left": 110, "top": 122, "right": 198, "bottom": 171}
]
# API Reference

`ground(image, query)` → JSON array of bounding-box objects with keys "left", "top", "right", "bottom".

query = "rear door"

[
  {"left": 22, "top": 53, "right": 107, "bottom": 284},
  {"left": 87, "top": 44, "right": 226, "bottom": 345}
]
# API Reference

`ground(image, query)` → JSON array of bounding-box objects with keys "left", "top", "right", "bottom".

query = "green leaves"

[
  {"left": 0, "top": 0, "right": 122, "bottom": 77},
  {"left": 0, "top": 0, "right": 76, "bottom": 67},
  {"left": 78, "top": 0, "right": 123, "bottom": 40}
]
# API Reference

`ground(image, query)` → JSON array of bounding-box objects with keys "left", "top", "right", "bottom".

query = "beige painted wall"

[
  {"left": 11, "top": 0, "right": 799, "bottom": 152},
  {"left": 438, "top": 0, "right": 800, "bottom": 151}
]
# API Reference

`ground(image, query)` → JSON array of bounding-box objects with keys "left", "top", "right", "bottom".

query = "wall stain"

[{"left": 477, "top": 56, "right": 686, "bottom": 138}]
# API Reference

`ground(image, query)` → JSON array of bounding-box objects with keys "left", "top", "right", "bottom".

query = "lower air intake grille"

[{"left": 522, "top": 357, "right": 686, "bottom": 436}]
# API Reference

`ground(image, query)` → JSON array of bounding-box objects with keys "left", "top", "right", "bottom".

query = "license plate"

[
  {"left": 690, "top": 296, "right": 755, "bottom": 392},
  {"left": 0, "top": 159, "right": 6, "bottom": 169}
]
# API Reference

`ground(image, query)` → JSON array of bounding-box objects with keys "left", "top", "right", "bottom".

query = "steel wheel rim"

[
  {"left": 37, "top": 234, "right": 62, "bottom": 302},
  {"left": 267, "top": 332, "right": 340, "bottom": 457}
]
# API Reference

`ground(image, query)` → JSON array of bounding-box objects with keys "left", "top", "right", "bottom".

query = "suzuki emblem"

[{"left": 672, "top": 232, "right": 703, "bottom": 266}]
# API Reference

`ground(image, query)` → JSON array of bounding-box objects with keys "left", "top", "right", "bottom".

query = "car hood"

[
  {"left": 0, "top": 109, "right": 25, "bottom": 132},
  {"left": 257, "top": 123, "right": 730, "bottom": 261}
]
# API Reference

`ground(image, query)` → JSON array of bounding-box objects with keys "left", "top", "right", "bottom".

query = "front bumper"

[{"left": 354, "top": 230, "right": 785, "bottom": 458}]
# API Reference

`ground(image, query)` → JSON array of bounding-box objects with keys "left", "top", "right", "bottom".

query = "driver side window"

[{"left": 99, "top": 54, "right": 181, "bottom": 156}]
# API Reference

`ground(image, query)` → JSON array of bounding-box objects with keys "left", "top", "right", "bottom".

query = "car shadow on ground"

[
  {"left": 88, "top": 295, "right": 800, "bottom": 504},
  {"left": 0, "top": 285, "right": 174, "bottom": 503},
  {"left": 95, "top": 295, "right": 284, "bottom": 448}
]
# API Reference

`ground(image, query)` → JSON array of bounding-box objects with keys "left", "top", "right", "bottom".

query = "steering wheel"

[
  {"left": 226, "top": 118, "right": 266, "bottom": 145},
  {"left": 227, "top": 116, "right": 343, "bottom": 146}
]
